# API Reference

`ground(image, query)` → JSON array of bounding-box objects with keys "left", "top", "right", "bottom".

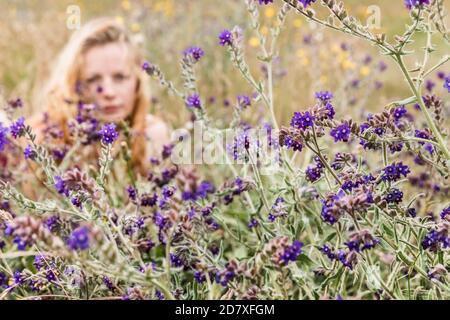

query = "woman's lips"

[{"left": 102, "top": 105, "right": 121, "bottom": 113}]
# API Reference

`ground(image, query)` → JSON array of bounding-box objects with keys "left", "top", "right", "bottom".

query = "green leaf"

[{"left": 297, "top": 254, "right": 314, "bottom": 267}]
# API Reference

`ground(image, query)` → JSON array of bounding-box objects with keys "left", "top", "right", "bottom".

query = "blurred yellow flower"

[
  {"left": 296, "top": 49, "right": 306, "bottom": 58},
  {"left": 115, "top": 16, "right": 125, "bottom": 26},
  {"left": 342, "top": 59, "right": 356, "bottom": 70},
  {"left": 131, "top": 22, "right": 141, "bottom": 33},
  {"left": 121, "top": 0, "right": 131, "bottom": 11},
  {"left": 154, "top": 0, "right": 175, "bottom": 17},
  {"left": 249, "top": 37, "right": 260, "bottom": 47},
  {"left": 261, "top": 26, "right": 269, "bottom": 36},
  {"left": 360, "top": 66, "right": 370, "bottom": 77},
  {"left": 301, "top": 58, "right": 309, "bottom": 66},
  {"left": 293, "top": 18, "right": 303, "bottom": 28},
  {"left": 337, "top": 51, "right": 349, "bottom": 63},
  {"left": 265, "top": 7, "right": 275, "bottom": 18}
]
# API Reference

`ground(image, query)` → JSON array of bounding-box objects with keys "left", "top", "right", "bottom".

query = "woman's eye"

[
  {"left": 86, "top": 76, "right": 100, "bottom": 84},
  {"left": 113, "top": 74, "right": 128, "bottom": 81}
]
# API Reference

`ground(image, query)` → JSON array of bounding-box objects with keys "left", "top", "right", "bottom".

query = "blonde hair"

[{"left": 38, "top": 17, "right": 150, "bottom": 173}]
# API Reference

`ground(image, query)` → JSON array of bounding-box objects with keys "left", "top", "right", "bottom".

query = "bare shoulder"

[
  {"left": 145, "top": 114, "right": 171, "bottom": 158},
  {"left": 145, "top": 114, "right": 170, "bottom": 141},
  {"left": 0, "top": 110, "right": 8, "bottom": 124}
]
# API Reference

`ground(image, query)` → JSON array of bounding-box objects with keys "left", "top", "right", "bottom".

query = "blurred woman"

[{"left": 31, "top": 17, "right": 170, "bottom": 175}]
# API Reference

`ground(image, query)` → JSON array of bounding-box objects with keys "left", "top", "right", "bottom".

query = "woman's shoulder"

[
  {"left": 145, "top": 114, "right": 169, "bottom": 140},
  {"left": 144, "top": 114, "right": 171, "bottom": 157},
  {"left": 0, "top": 110, "right": 8, "bottom": 124}
]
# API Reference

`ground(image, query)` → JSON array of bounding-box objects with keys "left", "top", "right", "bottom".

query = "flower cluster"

[
  {"left": 264, "top": 237, "right": 303, "bottom": 267},
  {"left": 218, "top": 30, "right": 233, "bottom": 46},
  {"left": 0, "top": 123, "right": 8, "bottom": 152},
  {"left": 330, "top": 121, "right": 351, "bottom": 143},
  {"left": 291, "top": 111, "right": 314, "bottom": 130},
  {"left": 305, "top": 156, "right": 324, "bottom": 182},
  {"left": 10, "top": 117, "right": 25, "bottom": 139},
  {"left": 183, "top": 46, "right": 205, "bottom": 63},
  {"left": 405, "top": 0, "right": 430, "bottom": 10},
  {"left": 186, "top": 94, "right": 202, "bottom": 109},
  {"left": 321, "top": 189, "right": 374, "bottom": 225},
  {"left": 98, "top": 123, "right": 119, "bottom": 145},
  {"left": 268, "top": 197, "right": 287, "bottom": 222},
  {"left": 67, "top": 226, "right": 90, "bottom": 251},
  {"left": 381, "top": 162, "right": 410, "bottom": 182}
]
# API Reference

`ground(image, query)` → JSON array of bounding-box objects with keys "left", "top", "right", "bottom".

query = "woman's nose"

[{"left": 99, "top": 78, "right": 116, "bottom": 98}]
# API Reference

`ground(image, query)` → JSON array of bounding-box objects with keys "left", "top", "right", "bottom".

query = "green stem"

[{"left": 396, "top": 54, "right": 450, "bottom": 160}]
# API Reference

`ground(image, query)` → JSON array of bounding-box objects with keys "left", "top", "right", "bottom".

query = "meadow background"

[{"left": 1, "top": 0, "right": 448, "bottom": 129}]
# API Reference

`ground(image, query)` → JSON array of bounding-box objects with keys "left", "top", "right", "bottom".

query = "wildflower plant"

[{"left": 0, "top": 0, "right": 450, "bottom": 301}]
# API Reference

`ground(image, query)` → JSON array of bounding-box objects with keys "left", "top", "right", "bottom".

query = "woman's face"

[{"left": 80, "top": 42, "right": 138, "bottom": 122}]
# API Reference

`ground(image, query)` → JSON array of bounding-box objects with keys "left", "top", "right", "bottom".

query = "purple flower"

[
  {"left": 155, "top": 289, "right": 165, "bottom": 300},
  {"left": 71, "top": 196, "right": 82, "bottom": 209},
  {"left": 407, "top": 208, "right": 417, "bottom": 218},
  {"left": 186, "top": 94, "right": 202, "bottom": 109},
  {"left": 268, "top": 197, "right": 287, "bottom": 222},
  {"left": 98, "top": 123, "right": 119, "bottom": 145},
  {"left": 10, "top": 117, "right": 25, "bottom": 139},
  {"left": 194, "top": 271, "right": 206, "bottom": 283},
  {"left": 248, "top": 218, "right": 259, "bottom": 229},
  {"left": 299, "top": 0, "right": 317, "bottom": 8},
  {"left": 384, "top": 188, "right": 403, "bottom": 204},
  {"left": 258, "top": 0, "right": 273, "bottom": 4},
  {"left": 142, "top": 61, "right": 151, "bottom": 72},
  {"left": 315, "top": 91, "right": 334, "bottom": 102},
  {"left": 330, "top": 121, "right": 351, "bottom": 142},
  {"left": 196, "top": 181, "right": 215, "bottom": 199},
  {"left": 0, "top": 123, "right": 8, "bottom": 152},
  {"left": 290, "top": 111, "right": 314, "bottom": 130},
  {"left": 425, "top": 80, "right": 435, "bottom": 93},
  {"left": 127, "top": 185, "right": 137, "bottom": 201},
  {"left": 237, "top": 95, "right": 251, "bottom": 109},
  {"left": 444, "top": 74, "right": 450, "bottom": 93},
  {"left": 183, "top": 46, "right": 204, "bottom": 63},
  {"left": 320, "top": 245, "right": 336, "bottom": 260},
  {"left": 283, "top": 135, "right": 303, "bottom": 152},
  {"left": 13, "top": 270, "right": 24, "bottom": 285},
  {"left": 381, "top": 162, "right": 410, "bottom": 182},
  {"left": 219, "top": 29, "right": 233, "bottom": 46},
  {"left": 24, "top": 144, "right": 36, "bottom": 160},
  {"left": 306, "top": 165, "right": 322, "bottom": 182},
  {"left": 324, "top": 102, "right": 336, "bottom": 120},
  {"left": 54, "top": 176, "right": 69, "bottom": 197},
  {"left": 162, "top": 144, "right": 174, "bottom": 159},
  {"left": 440, "top": 206, "right": 450, "bottom": 220},
  {"left": 414, "top": 129, "right": 430, "bottom": 143},
  {"left": 8, "top": 97, "right": 23, "bottom": 109},
  {"left": 393, "top": 105, "right": 407, "bottom": 121},
  {"left": 67, "top": 226, "right": 90, "bottom": 251},
  {"left": 46, "top": 216, "right": 60, "bottom": 232},
  {"left": 170, "top": 253, "right": 184, "bottom": 267},
  {"left": 280, "top": 240, "right": 303, "bottom": 265},
  {"left": 13, "top": 236, "right": 28, "bottom": 251},
  {"left": 103, "top": 276, "right": 114, "bottom": 291},
  {"left": 405, "top": 0, "right": 430, "bottom": 10},
  {"left": 0, "top": 273, "right": 7, "bottom": 287},
  {"left": 141, "top": 193, "right": 158, "bottom": 207}
]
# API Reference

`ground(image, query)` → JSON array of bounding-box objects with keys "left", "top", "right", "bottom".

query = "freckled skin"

[{"left": 80, "top": 42, "right": 138, "bottom": 122}]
